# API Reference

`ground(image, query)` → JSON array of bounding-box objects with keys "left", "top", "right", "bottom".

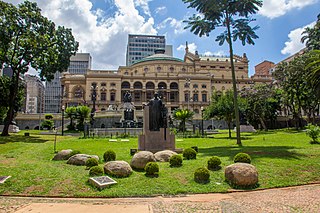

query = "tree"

[
  {"left": 0, "top": 75, "right": 24, "bottom": 124},
  {"left": 172, "top": 108, "right": 194, "bottom": 138},
  {"left": 182, "top": 0, "right": 263, "bottom": 145},
  {"left": 0, "top": 1, "right": 78, "bottom": 136},
  {"left": 75, "top": 106, "right": 91, "bottom": 131},
  {"left": 301, "top": 14, "right": 320, "bottom": 50},
  {"left": 306, "top": 50, "right": 320, "bottom": 91},
  {"left": 274, "top": 54, "right": 319, "bottom": 127},
  {"left": 204, "top": 90, "right": 236, "bottom": 138},
  {"left": 65, "top": 106, "right": 77, "bottom": 131},
  {"left": 240, "top": 84, "right": 281, "bottom": 130}
]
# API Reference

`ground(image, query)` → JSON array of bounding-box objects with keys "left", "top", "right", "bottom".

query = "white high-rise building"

[
  {"left": 44, "top": 53, "right": 91, "bottom": 113},
  {"left": 126, "top": 34, "right": 172, "bottom": 66},
  {"left": 24, "top": 74, "right": 45, "bottom": 114}
]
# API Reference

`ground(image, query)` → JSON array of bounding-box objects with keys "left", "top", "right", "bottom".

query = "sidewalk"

[{"left": 1, "top": 183, "right": 320, "bottom": 213}]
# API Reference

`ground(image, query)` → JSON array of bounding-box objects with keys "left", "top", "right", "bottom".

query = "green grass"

[{"left": 0, "top": 129, "right": 319, "bottom": 197}]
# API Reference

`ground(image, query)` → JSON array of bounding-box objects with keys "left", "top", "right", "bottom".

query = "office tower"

[
  {"left": 24, "top": 74, "right": 45, "bottom": 114},
  {"left": 126, "top": 34, "right": 172, "bottom": 66}
]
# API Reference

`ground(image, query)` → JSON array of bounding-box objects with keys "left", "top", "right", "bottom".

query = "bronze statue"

[
  {"left": 148, "top": 93, "right": 167, "bottom": 131},
  {"left": 123, "top": 91, "right": 132, "bottom": 103}
]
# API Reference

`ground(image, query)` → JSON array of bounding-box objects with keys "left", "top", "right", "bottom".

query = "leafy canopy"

[{"left": 183, "top": 0, "right": 262, "bottom": 46}]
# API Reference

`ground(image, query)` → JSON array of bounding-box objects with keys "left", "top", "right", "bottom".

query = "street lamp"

[
  {"left": 201, "top": 106, "right": 204, "bottom": 137},
  {"left": 61, "top": 105, "right": 65, "bottom": 136}
]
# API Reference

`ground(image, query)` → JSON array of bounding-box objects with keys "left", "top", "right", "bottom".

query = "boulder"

[
  {"left": 154, "top": 150, "right": 178, "bottom": 162},
  {"left": 104, "top": 161, "right": 133, "bottom": 177},
  {"left": 130, "top": 151, "right": 156, "bottom": 169},
  {"left": 67, "top": 154, "right": 99, "bottom": 166},
  {"left": 225, "top": 163, "right": 258, "bottom": 187},
  {"left": 52, "top": 149, "right": 73, "bottom": 161}
]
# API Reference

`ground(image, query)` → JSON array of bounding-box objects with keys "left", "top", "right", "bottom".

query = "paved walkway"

[{"left": 1, "top": 184, "right": 320, "bottom": 213}]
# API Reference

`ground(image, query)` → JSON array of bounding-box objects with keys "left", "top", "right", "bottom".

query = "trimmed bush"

[
  {"left": 234, "top": 153, "right": 251, "bottom": 164},
  {"left": 183, "top": 148, "right": 197, "bottom": 160},
  {"left": 306, "top": 124, "right": 320, "bottom": 144},
  {"left": 66, "top": 150, "right": 81, "bottom": 159},
  {"left": 89, "top": 166, "right": 104, "bottom": 176},
  {"left": 207, "top": 156, "right": 222, "bottom": 170},
  {"left": 169, "top": 154, "right": 183, "bottom": 167},
  {"left": 145, "top": 162, "right": 159, "bottom": 176},
  {"left": 103, "top": 150, "right": 116, "bottom": 162},
  {"left": 86, "top": 158, "right": 99, "bottom": 169},
  {"left": 194, "top": 167, "right": 210, "bottom": 184}
]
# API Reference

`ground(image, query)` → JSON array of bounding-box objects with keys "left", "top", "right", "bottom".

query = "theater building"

[{"left": 61, "top": 45, "right": 270, "bottom": 123}]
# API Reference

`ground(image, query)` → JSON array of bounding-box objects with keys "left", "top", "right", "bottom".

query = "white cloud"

[
  {"left": 281, "top": 22, "right": 316, "bottom": 55},
  {"left": 177, "top": 43, "right": 197, "bottom": 53},
  {"left": 157, "top": 17, "right": 185, "bottom": 35},
  {"left": 155, "top": 6, "right": 167, "bottom": 15},
  {"left": 134, "top": 0, "right": 152, "bottom": 16},
  {"left": 259, "top": 0, "right": 318, "bottom": 19},
  {"left": 204, "top": 50, "right": 226, "bottom": 56},
  {"left": 6, "top": 0, "right": 157, "bottom": 70}
]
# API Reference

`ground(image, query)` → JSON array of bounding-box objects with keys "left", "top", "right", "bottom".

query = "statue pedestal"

[{"left": 138, "top": 106, "right": 176, "bottom": 152}]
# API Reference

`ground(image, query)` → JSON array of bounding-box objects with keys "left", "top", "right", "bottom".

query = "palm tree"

[
  {"left": 301, "top": 14, "right": 320, "bottom": 50},
  {"left": 65, "top": 106, "right": 77, "bottom": 130},
  {"left": 75, "top": 105, "right": 91, "bottom": 131},
  {"left": 307, "top": 50, "right": 320, "bottom": 91},
  {"left": 173, "top": 109, "right": 194, "bottom": 138},
  {"left": 182, "top": 0, "right": 263, "bottom": 145}
]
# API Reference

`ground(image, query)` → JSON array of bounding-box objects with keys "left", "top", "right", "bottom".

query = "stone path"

[{"left": 1, "top": 184, "right": 320, "bottom": 213}]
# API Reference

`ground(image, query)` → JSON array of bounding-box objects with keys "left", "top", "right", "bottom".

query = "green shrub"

[
  {"left": 306, "top": 124, "right": 320, "bottom": 144},
  {"left": 234, "top": 153, "right": 251, "bottom": 164},
  {"left": 169, "top": 155, "right": 183, "bottom": 167},
  {"left": 194, "top": 167, "right": 210, "bottom": 184},
  {"left": 89, "top": 166, "right": 104, "bottom": 176},
  {"left": 183, "top": 148, "right": 197, "bottom": 160},
  {"left": 207, "top": 156, "right": 221, "bottom": 170},
  {"left": 145, "top": 162, "right": 159, "bottom": 176},
  {"left": 86, "top": 158, "right": 99, "bottom": 169},
  {"left": 103, "top": 150, "right": 116, "bottom": 162},
  {"left": 66, "top": 150, "right": 81, "bottom": 159}
]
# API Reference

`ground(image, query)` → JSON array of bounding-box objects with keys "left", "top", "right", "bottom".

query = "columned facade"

[{"left": 61, "top": 48, "right": 270, "bottom": 119}]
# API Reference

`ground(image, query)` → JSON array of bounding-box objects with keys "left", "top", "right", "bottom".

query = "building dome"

[{"left": 132, "top": 49, "right": 183, "bottom": 65}]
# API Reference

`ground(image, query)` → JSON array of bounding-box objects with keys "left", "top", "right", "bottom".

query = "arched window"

[
  {"left": 134, "top": 81, "right": 143, "bottom": 89},
  {"left": 158, "top": 82, "right": 167, "bottom": 89},
  {"left": 146, "top": 82, "right": 155, "bottom": 89},
  {"left": 169, "top": 67, "right": 174, "bottom": 72},
  {"left": 170, "top": 82, "right": 178, "bottom": 89},
  {"left": 74, "top": 86, "right": 84, "bottom": 98},
  {"left": 100, "top": 92, "right": 106, "bottom": 101},
  {"left": 121, "top": 81, "right": 130, "bottom": 89}
]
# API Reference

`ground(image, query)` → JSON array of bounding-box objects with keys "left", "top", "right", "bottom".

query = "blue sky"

[{"left": 8, "top": 0, "right": 320, "bottom": 76}]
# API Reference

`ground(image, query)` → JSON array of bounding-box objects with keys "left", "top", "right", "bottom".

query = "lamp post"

[
  {"left": 201, "top": 106, "right": 204, "bottom": 137},
  {"left": 61, "top": 105, "right": 65, "bottom": 136}
]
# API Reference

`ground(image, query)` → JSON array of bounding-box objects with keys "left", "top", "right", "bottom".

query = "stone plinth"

[{"left": 138, "top": 106, "right": 175, "bottom": 152}]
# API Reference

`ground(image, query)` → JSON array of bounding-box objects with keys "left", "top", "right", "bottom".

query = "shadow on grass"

[
  {"left": 199, "top": 146, "right": 306, "bottom": 160},
  {"left": 0, "top": 135, "right": 49, "bottom": 144}
]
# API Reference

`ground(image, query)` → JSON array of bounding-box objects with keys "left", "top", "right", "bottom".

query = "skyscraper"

[
  {"left": 24, "top": 74, "right": 45, "bottom": 114},
  {"left": 44, "top": 53, "right": 91, "bottom": 113},
  {"left": 126, "top": 34, "right": 172, "bottom": 66}
]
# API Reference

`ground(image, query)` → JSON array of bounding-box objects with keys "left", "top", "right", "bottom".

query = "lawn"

[{"left": 0, "top": 129, "right": 319, "bottom": 197}]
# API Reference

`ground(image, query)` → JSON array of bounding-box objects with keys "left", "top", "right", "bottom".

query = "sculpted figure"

[
  {"left": 123, "top": 91, "right": 132, "bottom": 103},
  {"left": 148, "top": 93, "right": 164, "bottom": 131}
]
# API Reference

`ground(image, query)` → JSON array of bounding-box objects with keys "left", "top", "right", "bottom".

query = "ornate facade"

[{"left": 61, "top": 46, "right": 270, "bottom": 120}]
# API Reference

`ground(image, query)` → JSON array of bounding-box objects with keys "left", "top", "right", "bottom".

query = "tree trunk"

[
  {"left": 227, "top": 122, "right": 231, "bottom": 138},
  {"left": 226, "top": 14, "right": 241, "bottom": 145},
  {"left": 259, "top": 117, "right": 268, "bottom": 131},
  {"left": 1, "top": 69, "right": 20, "bottom": 136}
]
